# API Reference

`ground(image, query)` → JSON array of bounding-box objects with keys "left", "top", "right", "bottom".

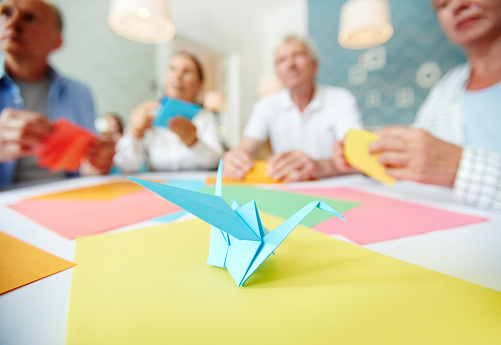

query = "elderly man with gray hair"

[{"left": 223, "top": 35, "right": 362, "bottom": 182}]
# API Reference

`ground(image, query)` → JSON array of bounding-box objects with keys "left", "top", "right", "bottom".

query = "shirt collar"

[{"left": 279, "top": 84, "right": 323, "bottom": 113}]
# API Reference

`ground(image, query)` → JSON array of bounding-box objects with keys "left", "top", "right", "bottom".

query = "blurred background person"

[
  {"left": 223, "top": 35, "right": 362, "bottom": 182},
  {"left": 0, "top": 0, "right": 114, "bottom": 190},
  {"left": 333, "top": 0, "right": 501, "bottom": 212},
  {"left": 114, "top": 51, "right": 222, "bottom": 173}
]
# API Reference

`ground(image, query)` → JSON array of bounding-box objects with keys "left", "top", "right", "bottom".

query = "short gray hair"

[{"left": 275, "top": 34, "right": 320, "bottom": 62}]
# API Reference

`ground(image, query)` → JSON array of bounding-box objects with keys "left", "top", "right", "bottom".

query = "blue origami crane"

[{"left": 129, "top": 160, "right": 345, "bottom": 287}]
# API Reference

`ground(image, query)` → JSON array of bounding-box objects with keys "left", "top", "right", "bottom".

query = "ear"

[{"left": 53, "top": 33, "right": 63, "bottom": 51}]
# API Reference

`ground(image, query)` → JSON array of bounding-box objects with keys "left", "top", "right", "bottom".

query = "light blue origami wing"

[{"left": 128, "top": 177, "right": 259, "bottom": 242}]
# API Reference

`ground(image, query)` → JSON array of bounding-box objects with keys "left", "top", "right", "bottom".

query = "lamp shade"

[
  {"left": 338, "top": 0, "right": 393, "bottom": 50},
  {"left": 109, "top": 0, "right": 175, "bottom": 44}
]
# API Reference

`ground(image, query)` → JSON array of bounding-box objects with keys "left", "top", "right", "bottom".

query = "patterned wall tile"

[{"left": 309, "top": 0, "right": 466, "bottom": 126}]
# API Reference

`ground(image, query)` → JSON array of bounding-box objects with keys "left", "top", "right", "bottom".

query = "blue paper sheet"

[{"left": 152, "top": 97, "right": 202, "bottom": 128}]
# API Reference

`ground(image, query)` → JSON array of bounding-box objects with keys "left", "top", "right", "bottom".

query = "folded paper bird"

[{"left": 129, "top": 160, "right": 345, "bottom": 286}]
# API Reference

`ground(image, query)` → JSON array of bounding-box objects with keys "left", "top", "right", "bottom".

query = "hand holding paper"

[
  {"left": 36, "top": 118, "right": 97, "bottom": 172},
  {"left": 130, "top": 160, "right": 345, "bottom": 286},
  {"left": 0, "top": 108, "right": 53, "bottom": 162},
  {"left": 344, "top": 129, "right": 396, "bottom": 185},
  {"left": 153, "top": 97, "right": 202, "bottom": 128},
  {"left": 207, "top": 160, "right": 281, "bottom": 185}
]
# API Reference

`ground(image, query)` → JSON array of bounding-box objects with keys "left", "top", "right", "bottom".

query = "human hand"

[
  {"left": 169, "top": 116, "right": 197, "bottom": 147},
  {"left": 0, "top": 108, "right": 54, "bottom": 162},
  {"left": 268, "top": 150, "right": 320, "bottom": 182},
  {"left": 370, "top": 126, "right": 462, "bottom": 187},
  {"left": 332, "top": 140, "right": 358, "bottom": 174},
  {"left": 128, "top": 101, "right": 159, "bottom": 138},
  {"left": 82, "top": 137, "right": 116, "bottom": 175},
  {"left": 223, "top": 148, "right": 254, "bottom": 180}
]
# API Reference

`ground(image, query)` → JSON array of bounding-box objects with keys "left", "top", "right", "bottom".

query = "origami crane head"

[{"left": 129, "top": 160, "right": 344, "bottom": 287}]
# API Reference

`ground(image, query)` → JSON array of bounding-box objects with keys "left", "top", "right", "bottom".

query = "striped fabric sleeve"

[{"left": 454, "top": 147, "right": 501, "bottom": 212}]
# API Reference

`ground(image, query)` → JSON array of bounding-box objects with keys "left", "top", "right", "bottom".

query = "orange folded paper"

[
  {"left": 0, "top": 231, "right": 75, "bottom": 295},
  {"left": 206, "top": 160, "right": 281, "bottom": 185},
  {"left": 35, "top": 118, "right": 96, "bottom": 172}
]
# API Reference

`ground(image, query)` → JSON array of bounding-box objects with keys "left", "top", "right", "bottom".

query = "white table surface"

[{"left": 1, "top": 172, "right": 500, "bottom": 345}]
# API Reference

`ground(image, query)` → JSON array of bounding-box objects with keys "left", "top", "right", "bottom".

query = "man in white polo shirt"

[{"left": 223, "top": 35, "right": 362, "bottom": 182}]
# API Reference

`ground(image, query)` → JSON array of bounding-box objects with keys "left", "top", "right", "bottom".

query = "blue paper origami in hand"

[
  {"left": 152, "top": 97, "right": 202, "bottom": 128},
  {"left": 129, "top": 160, "right": 345, "bottom": 287}
]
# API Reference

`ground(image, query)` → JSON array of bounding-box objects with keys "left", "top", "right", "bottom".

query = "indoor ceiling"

[{"left": 170, "top": 0, "right": 295, "bottom": 53}]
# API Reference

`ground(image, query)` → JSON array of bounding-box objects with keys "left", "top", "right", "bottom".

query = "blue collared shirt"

[{"left": 0, "top": 60, "right": 97, "bottom": 188}]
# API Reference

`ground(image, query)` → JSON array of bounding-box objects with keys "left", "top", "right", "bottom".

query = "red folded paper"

[{"left": 35, "top": 118, "right": 96, "bottom": 172}]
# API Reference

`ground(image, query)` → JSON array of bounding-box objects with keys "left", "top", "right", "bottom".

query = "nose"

[
  {"left": 3, "top": 11, "right": 23, "bottom": 31},
  {"left": 450, "top": 0, "right": 472, "bottom": 15}
]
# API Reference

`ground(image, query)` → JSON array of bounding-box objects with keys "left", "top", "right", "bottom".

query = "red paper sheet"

[{"left": 36, "top": 118, "right": 96, "bottom": 172}]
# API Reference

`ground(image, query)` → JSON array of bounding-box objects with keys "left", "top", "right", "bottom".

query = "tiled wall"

[{"left": 309, "top": 0, "right": 466, "bottom": 127}]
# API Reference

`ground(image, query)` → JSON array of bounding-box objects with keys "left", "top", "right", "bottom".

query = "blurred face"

[
  {"left": 274, "top": 39, "right": 318, "bottom": 91},
  {"left": 0, "top": 0, "right": 62, "bottom": 59},
  {"left": 432, "top": 0, "right": 501, "bottom": 47},
  {"left": 164, "top": 54, "right": 203, "bottom": 103}
]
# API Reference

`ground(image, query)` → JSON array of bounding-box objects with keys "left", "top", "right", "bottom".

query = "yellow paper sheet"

[
  {"left": 0, "top": 231, "right": 75, "bottom": 295},
  {"left": 206, "top": 160, "right": 281, "bottom": 184},
  {"left": 28, "top": 181, "right": 147, "bottom": 201},
  {"left": 67, "top": 216, "right": 501, "bottom": 345},
  {"left": 344, "top": 129, "right": 396, "bottom": 185}
]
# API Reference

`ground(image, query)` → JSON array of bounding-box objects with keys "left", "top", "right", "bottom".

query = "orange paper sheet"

[
  {"left": 206, "top": 160, "right": 281, "bottom": 185},
  {"left": 0, "top": 231, "right": 75, "bottom": 295}
]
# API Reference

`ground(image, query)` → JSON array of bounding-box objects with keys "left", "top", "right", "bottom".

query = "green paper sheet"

[{"left": 200, "top": 186, "right": 359, "bottom": 227}]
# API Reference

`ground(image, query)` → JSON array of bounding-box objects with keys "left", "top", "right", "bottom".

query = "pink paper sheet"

[
  {"left": 8, "top": 190, "right": 181, "bottom": 239},
  {"left": 285, "top": 187, "right": 487, "bottom": 244}
]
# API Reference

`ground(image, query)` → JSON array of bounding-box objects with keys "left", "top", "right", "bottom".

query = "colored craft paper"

[
  {"left": 206, "top": 160, "right": 281, "bottom": 184},
  {"left": 129, "top": 162, "right": 344, "bottom": 286},
  {"left": 285, "top": 187, "right": 488, "bottom": 244},
  {"left": 200, "top": 185, "right": 359, "bottom": 227},
  {"left": 151, "top": 211, "right": 187, "bottom": 223},
  {"left": 344, "top": 128, "right": 396, "bottom": 185},
  {"left": 67, "top": 216, "right": 501, "bottom": 345},
  {"left": 36, "top": 118, "right": 97, "bottom": 172},
  {"left": 152, "top": 97, "right": 202, "bottom": 128},
  {"left": 8, "top": 182, "right": 182, "bottom": 239},
  {"left": 28, "top": 181, "right": 146, "bottom": 201},
  {"left": 0, "top": 231, "right": 75, "bottom": 295}
]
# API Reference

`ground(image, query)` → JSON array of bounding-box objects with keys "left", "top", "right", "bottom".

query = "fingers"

[
  {"left": 129, "top": 101, "right": 158, "bottom": 138},
  {"left": 377, "top": 150, "right": 409, "bottom": 168},
  {"left": 332, "top": 140, "right": 356, "bottom": 173},
  {"left": 0, "top": 109, "right": 54, "bottom": 160},
  {"left": 268, "top": 151, "right": 316, "bottom": 182},
  {"left": 223, "top": 149, "right": 253, "bottom": 180},
  {"left": 85, "top": 138, "right": 116, "bottom": 173},
  {"left": 169, "top": 116, "right": 197, "bottom": 146}
]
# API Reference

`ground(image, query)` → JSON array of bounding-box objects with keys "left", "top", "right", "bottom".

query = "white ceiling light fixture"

[
  {"left": 338, "top": 0, "right": 393, "bottom": 50},
  {"left": 109, "top": 0, "right": 176, "bottom": 44}
]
